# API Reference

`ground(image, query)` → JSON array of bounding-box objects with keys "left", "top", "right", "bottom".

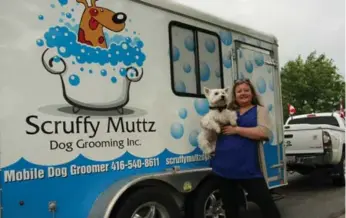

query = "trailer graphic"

[{"left": 0, "top": 0, "right": 287, "bottom": 217}]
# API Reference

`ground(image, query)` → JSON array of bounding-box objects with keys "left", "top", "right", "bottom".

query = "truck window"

[
  {"left": 169, "top": 21, "right": 224, "bottom": 97},
  {"left": 287, "top": 116, "right": 340, "bottom": 127}
]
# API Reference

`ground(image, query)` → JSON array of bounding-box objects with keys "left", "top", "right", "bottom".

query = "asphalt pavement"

[{"left": 239, "top": 171, "right": 345, "bottom": 218}]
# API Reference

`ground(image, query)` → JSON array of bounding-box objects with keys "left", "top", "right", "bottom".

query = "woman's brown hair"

[{"left": 228, "top": 78, "right": 262, "bottom": 110}]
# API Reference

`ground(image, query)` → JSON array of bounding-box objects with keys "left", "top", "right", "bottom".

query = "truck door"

[{"left": 234, "top": 42, "right": 287, "bottom": 188}]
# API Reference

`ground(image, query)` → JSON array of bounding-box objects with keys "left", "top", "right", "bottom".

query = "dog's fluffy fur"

[{"left": 197, "top": 87, "right": 238, "bottom": 155}]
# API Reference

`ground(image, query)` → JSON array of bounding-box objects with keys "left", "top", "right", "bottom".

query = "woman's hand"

[{"left": 222, "top": 125, "right": 238, "bottom": 135}]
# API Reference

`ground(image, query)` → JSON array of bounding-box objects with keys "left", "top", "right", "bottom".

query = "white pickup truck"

[{"left": 284, "top": 112, "right": 345, "bottom": 186}]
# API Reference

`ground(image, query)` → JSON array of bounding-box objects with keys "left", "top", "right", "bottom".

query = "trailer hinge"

[
  {"left": 270, "top": 162, "right": 285, "bottom": 169},
  {"left": 265, "top": 59, "right": 278, "bottom": 68}
]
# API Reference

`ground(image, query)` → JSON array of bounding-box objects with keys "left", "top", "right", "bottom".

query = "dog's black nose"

[
  {"left": 112, "top": 12, "right": 127, "bottom": 24},
  {"left": 221, "top": 96, "right": 225, "bottom": 100}
]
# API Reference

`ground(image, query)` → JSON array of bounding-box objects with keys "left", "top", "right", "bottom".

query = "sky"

[{"left": 171, "top": 0, "right": 345, "bottom": 77}]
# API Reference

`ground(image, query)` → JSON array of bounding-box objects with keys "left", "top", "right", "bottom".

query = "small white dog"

[{"left": 197, "top": 87, "right": 238, "bottom": 156}]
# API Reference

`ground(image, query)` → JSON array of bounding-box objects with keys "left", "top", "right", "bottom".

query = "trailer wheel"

[
  {"left": 190, "top": 178, "right": 226, "bottom": 218},
  {"left": 114, "top": 187, "right": 182, "bottom": 218}
]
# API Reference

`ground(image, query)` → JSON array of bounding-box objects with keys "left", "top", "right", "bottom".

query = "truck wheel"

[
  {"left": 332, "top": 150, "right": 345, "bottom": 187},
  {"left": 114, "top": 187, "right": 182, "bottom": 218},
  {"left": 190, "top": 178, "right": 229, "bottom": 218}
]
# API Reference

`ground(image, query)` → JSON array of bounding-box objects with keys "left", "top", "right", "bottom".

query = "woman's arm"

[{"left": 222, "top": 106, "right": 272, "bottom": 141}]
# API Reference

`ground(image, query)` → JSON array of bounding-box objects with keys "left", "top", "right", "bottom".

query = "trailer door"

[{"left": 234, "top": 42, "right": 287, "bottom": 188}]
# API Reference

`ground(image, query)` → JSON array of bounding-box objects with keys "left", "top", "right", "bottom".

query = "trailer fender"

[{"left": 88, "top": 168, "right": 211, "bottom": 218}]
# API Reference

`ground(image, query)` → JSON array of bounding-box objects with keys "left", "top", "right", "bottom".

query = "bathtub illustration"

[{"left": 41, "top": 48, "right": 143, "bottom": 114}]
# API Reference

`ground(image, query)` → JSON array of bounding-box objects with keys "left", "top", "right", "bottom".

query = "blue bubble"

[
  {"left": 254, "top": 53, "right": 264, "bottom": 66},
  {"left": 205, "top": 38, "right": 215, "bottom": 53},
  {"left": 184, "top": 35, "right": 195, "bottom": 52},
  {"left": 189, "top": 130, "right": 200, "bottom": 147},
  {"left": 220, "top": 31, "right": 232, "bottom": 46},
  {"left": 194, "top": 99, "right": 209, "bottom": 116},
  {"left": 200, "top": 62, "right": 210, "bottom": 81},
  {"left": 66, "top": 13, "right": 72, "bottom": 19},
  {"left": 43, "top": 26, "right": 146, "bottom": 67},
  {"left": 268, "top": 104, "right": 273, "bottom": 112},
  {"left": 59, "top": 19, "right": 64, "bottom": 23},
  {"left": 53, "top": 56, "right": 61, "bottom": 63},
  {"left": 71, "top": 8, "right": 74, "bottom": 12},
  {"left": 111, "top": 76, "right": 117, "bottom": 84},
  {"left": 245, "top": 60, "right": 253, "bottom": 73},
  {"left": 170, "top": 123, "right": 184, "bottom": 139},
  {"left": 119, "top": 68, "right": 127, "bottom": 77},
  {"left": 61, "top": 12, "right": 65, "bottom": 16},
  {"left": 175, "top": 81, "right": 186, "bottom": 93},
  {"left": 36, "top": 39, "right": 44, "bottom": 47},
  {"left": 172, "top": 46, "right": 180, "bottom": 62},
  {"left": 215, "top": 70, "right": 221, "bottom": 78},
  {"left": 269, "top": 79, "right": 274, "bottom": 91},
  {"left": 79, "top": 67, "right": 84, "bottom": 72},
  {"left": 89, "top": 69, "right": 93, "bottom": 74},
  {"left": 178, "top": 108, "right": 187, "bottom": 119},
  {"left": 256, "top": 76, "right": 266, "bottom": 94},
  {"left": 183, "top": 63, "right": 191, "bottom": 73},
  {"left": 69, "top": 74, "right": 80, "bottom": 86},
  {"left": 58, "top": 0, "right": 68, "bottom": 6},
  {"left": 100, "top": 69, "right": 107, "bottom": 76},
  {"left": 223, "top": 56, "right": 232, "bottom": 68},
  {"left": 50, "top": 4, "right": 56, "bottom": 8},
  {"left": 72, "top": 61, "right": 75, "bottom": 65},
  {"left": 38, "top": 15, "right": 44, "bottom": 20}
]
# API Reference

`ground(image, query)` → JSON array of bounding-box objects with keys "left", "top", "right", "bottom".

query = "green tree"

[{"left": 280, "top": 51, "right": 345, "bottom": 121}]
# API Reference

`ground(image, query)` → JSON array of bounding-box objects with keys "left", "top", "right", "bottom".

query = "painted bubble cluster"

[
  {"left": 171, "top": 108, "right": 188, "bottom": 139},
  {"left": 200, "top": 62, "right": 210, "bottom": 81},
  {"left": 183, "top": 63, "right": 191, "bottom": 73},
  {"left": 205, "top": 38, "right": 216, "bottom": 53},
  {"left": 223, "top": 55, "right": 232, "bottom": 69},
  {"left": 172, "top": 46, "right": 180, "bottom": 62},
  {"left": 245, "top": 60, "right": 254, "bottom": 73},
  {"left": 39, "top": 26, "right": 146, "bottom": 67},
  {"left": 219, "top": 31, "right": 233, "bottom": 46},
  {"left": 194, "top": 99, "right": 209, "bottom": 116},
  {"left": 268, "top": 104, "right": 273, "bottom": 112},
  {"left": 184, "top": 36, "right": 195, "bottom": 52},
  {"left": 256, "top": 76, "right": 266, "bottom": 94},
  {"left": 170, "top": 123, "right": 184, "bottom": 139},
  {"left": 254, "top": 53, "right": 265, "bottom": 66},
  {"left": 189, "top": 130, "right": 200, "bottom": 147},
  {"left": 179, "top": 108, "right": 188, "bottom": 119},
  {"left": 170, "top": 100, "right": 209, "bottom": 148},
  {"left": 175, "top": 80, "right": 187, "bottom": 93}
]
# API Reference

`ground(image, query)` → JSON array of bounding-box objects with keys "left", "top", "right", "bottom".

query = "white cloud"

[{"left": 171, "top": 0, "right": 345, "bottom": 76}]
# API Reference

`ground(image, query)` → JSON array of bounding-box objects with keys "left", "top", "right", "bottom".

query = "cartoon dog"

[
  {"left": 197, "top": 87, "right": 238, "bottom": 156},
  {"left": 76, "top": 0, "right": 127, "bottom": 48}
]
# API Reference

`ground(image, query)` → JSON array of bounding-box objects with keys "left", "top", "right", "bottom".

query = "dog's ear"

[
  {"left": 224, "top": 87, "right": 230, "bottom": 94},
  {"left": 203, "top": 87, "right": 210, "bottom": 95}
]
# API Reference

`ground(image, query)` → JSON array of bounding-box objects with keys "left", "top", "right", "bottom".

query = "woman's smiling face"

[{"left": 235, "top": 83, "right": 253, "bottom": 107}]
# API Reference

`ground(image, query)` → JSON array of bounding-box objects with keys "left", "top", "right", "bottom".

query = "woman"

[{"left": 210, "top": 78, "right": 281, "bottom": 218}]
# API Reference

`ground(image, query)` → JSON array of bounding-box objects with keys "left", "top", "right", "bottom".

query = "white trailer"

[{"left": 0, "top": 0, "right": 287, "bottom": 217}]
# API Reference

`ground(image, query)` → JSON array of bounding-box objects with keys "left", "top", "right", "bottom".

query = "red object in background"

[
  {"left": 288, "top": 104, "right": 296, "bottom": 115},
  {"left": 340, "top": 98, "right": 345, "bottom": 118}
]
